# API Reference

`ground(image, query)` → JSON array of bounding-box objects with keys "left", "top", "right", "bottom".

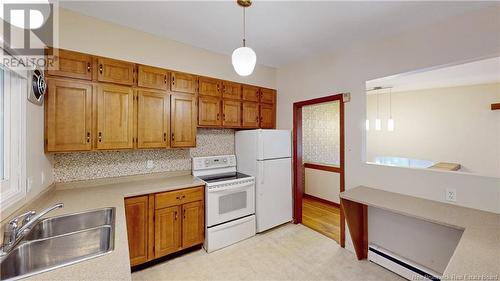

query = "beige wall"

[
  {"left": 366, "top": 83, "right": 500, "bottom": 177},
  {"left": 304, "top": 168, "right": 340, "bottom": 204},
  {"left": 57, "top": 8, "right": 276, "bottom": 88},
  {"left": 276, "top": 6, "right": 500, "bottom": 254}
]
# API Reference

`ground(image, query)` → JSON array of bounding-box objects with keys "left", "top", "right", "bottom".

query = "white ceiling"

[
  {"left": 366, "top": 56, "right": 500, "bottom": 93},
  {"left": 60, "top": 1, "right": 497, "bottom": 68}
]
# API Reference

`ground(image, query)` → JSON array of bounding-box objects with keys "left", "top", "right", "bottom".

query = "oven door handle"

[{"left": 207, "top": 182, "right": 254, "bottom": 193}]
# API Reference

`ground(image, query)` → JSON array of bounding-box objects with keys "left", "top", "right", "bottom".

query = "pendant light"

[
  {"left": 232, "top": 0, "right": 256, "bottom": 76},
  {"left": 387, "top": 88, "right": 395, "bottom": 131},
  {"left": 375, "top": 90, "right": 381, "bottom": 131}
]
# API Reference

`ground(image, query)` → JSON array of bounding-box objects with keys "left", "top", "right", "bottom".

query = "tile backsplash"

[{"left": 53, "top": 129, "right": 235, "bottom": 182}]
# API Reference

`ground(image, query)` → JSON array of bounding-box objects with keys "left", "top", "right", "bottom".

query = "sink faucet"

[{"left": 0, "top": 203, "right": 63, "bottom": 256}]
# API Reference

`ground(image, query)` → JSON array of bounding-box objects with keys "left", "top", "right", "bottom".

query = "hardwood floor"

[{"left": 302, "top": 196, "right": 340, "bottom": 243}]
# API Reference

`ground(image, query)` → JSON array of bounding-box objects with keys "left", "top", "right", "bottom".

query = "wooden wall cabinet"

[
  {"left": 198, "top": 96, "right": 222, "bottom": 127},
  {"left": 45, "top": 79, "right": 93, "bottom": 152},
  {"left": 199, "top": 77, "right": 221, "bottom": 97},
  {"left": 260, "top": 88, "right": 276, "bottom": 104},
  {"left": 242, "top": 85, "right": 260, "bottom": 102},
  {"left": 97, "top": 57, "right": 135, "bottom": 85},
  {"left": 48, "top": 49, "right": 93, "bottom": 80},
  {"left": 259, "top": 103, "right": 275, "bottom": 129},
  {"left": 124, "top": 186, "right": 204, "bottom": 266},
  {"left": 137, "top": 90, "right": 170, "bottom": 148},
  {"left": 45, "top": 48, "right": 277, "bottom": 152},
  {"left": 222, "top": 81, "right": 241, "bottom": 100},
  {"left": 242, "top": 102, "right": 260, "bottom": 128},
  {"left": 222, "top": 100, "right": 241, "bottom": 128},
  {"left": 137, "top": 65, "right": 169, "bottom": 90},
  {"left": 96, "top": 84, "right": 134, "bottom": 149},
  {"left": 171, "top": 93, "right": 197, "bottom": 147},
  {"left": 171, "top": 72, "right": 198, "bottom": 94}
]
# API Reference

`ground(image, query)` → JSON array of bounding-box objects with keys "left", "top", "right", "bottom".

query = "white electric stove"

[{"left": 192, "top": 155, "right": 256, "bottom": 252}]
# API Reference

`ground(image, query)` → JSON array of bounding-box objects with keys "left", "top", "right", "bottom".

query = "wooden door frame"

[{"left": 292, "top": 94, "right": 345, "bottom": 248}]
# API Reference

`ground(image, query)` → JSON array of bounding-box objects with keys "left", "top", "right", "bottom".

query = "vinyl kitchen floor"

[{"left": 132, "top": 223, "right": 403, "bottom": 281}]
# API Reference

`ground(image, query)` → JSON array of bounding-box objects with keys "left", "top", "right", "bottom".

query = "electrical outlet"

[
  {"left": 446, "top": 188, "right": 457, "bottom": 202},
  {"left": 146, "top": 160, "right": 154, "bottom": 169}
]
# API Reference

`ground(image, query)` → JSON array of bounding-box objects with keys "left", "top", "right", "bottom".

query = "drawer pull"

[
  {"left": 174, "top": 211, "right": 178, "bottom": 220},
  {"left": 87, "top": 63, "right": 91, "bottom": 72},
  {"left": 99, "top": 64, "right": 103, "bottom": 74}
]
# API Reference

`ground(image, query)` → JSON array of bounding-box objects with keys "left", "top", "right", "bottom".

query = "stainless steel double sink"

[{"left": 0, "top": 208, "right": 115, "bottom": 280}]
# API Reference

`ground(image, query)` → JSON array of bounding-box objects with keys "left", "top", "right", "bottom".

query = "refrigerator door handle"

[{"left": 258, "top": 162, "right": 264, "bottom": 184}]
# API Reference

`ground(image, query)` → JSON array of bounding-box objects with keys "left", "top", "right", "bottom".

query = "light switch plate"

[{"left": 445, "top": 188, "right": 457, "bottom": 202}]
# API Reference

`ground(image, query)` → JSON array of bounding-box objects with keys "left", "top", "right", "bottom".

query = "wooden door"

[
  {"left": 199, "top": 77, "right": 221, "bottom": 97},
  {"left": 137, "top": 65, "right": 169, "bottom": 90},
  {"left": 181, "top": 201, "right": 204, "bottom": 249},
  {"left": 242, "top": 85, "right": 260, "bottom": 102},
  {"left": 46, "top": 79, "right": 92, "bottom": 152},
  {"left": 242, "top": 102, "right": 260, "bottom": 128},
  {"left": 222, "top": 81, "right": 241, "bottom": 100},
  {"left": 260, "top": 88, "right": 276, "bottom": 104},
  {"left": 198, "top": 96, "right": 221, "bottom": 127},
  {"left": 260, "top": 103, "right": 275, "bottom": 129},
  {"left": 222, "top": 100, "right": 241, "bottom": 128},
  {"left": 96, "top": 84, "right": 134, "bottom": 149},
  {"left": 171, "top": 72, "right": 198, "bottom": 94},
  {"left": 48, "top": 49, "right": 92, "bottom": 80},
  {"left": 155, "top": 206, "right": 181, "bottom": 258},
  {"left": 124, "top": 196, "right": 149, "bottom": 266},
  {"left": 97, "top": 57, "right": 135, "bottom": 85},
  {"left": 137, "top": 90, "right": 170, "bottom": 148},
  {"left": 171, "top": 93, "right": 197, "bottom": 147}
]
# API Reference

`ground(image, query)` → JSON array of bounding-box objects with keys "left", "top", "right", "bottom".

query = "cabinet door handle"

[
  {"left": 87, "top": 63, "right": 91, "bottom": 72},
  {"left": 86, "top": 132, "right": 90, "bottom": 143},
  {"left": 99, "top": 64, "right": 103, "bottom": 74},
  {"left": 163, "top": 132, "right": 167, "bottom": 142},
  {"left": 164, "top": 75, "right": 167, "bottom": 84},
  {"left": 98, "top": 132, "right": 102, "bottom": 142},
  {"left": 255, "top": 116, "right": 259, "bottom": 122},
  {"left": 171, "top": 133, "right": 175, "bottom": 141},
  {"left": 217, "top": 113, "right": 220, "bottom": 120},
  {"left": 172, "top": 75, "right": 175, "bottom": 86},
  {"left": 174, "top": 211, "right": 178, "bottom": 220},
  {"left": 183, "top": 209, "right": 186, "bottom": 219},
  {"left": 222, "top": 114, "right": 225, "bottom": 121}
]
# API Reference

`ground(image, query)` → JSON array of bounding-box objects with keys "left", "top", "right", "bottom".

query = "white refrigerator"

[{"left": 235, "top": 129, "right": 293, "bottom": 233}]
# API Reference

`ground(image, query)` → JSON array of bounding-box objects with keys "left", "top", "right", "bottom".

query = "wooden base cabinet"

[
  {"left": 154, "top": 206, "right": 181, "bottom": 258},
  {"left": 125, "top": 196, "right": 150, "bottom": 266},
  {"left": 124, "top": 186, "right": 205, "bottom": 267}
]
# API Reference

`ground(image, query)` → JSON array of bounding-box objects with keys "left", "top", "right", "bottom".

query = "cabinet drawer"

[{"left": 155, "top": 186, "right": 204, "bottom": 209}]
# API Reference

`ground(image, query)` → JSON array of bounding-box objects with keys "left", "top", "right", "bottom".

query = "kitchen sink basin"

[
  {"left": 0, "top": 208, "right": 115, "bottom": 281},
  {"left": 24, "top": 207, "right": 114, "bottom": 241}
]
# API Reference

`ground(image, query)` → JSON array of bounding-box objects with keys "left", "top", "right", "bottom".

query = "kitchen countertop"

[
  {"left": 20, "top": 173, "right": 205, "bottom": 281},
  {"left": 340, "top": 186, "right": 500, "bottom": 278}
]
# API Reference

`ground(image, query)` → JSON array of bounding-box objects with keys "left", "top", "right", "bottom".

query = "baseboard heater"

[{"left": 368, "top": 244, "right": 441, "bottom": 281}]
